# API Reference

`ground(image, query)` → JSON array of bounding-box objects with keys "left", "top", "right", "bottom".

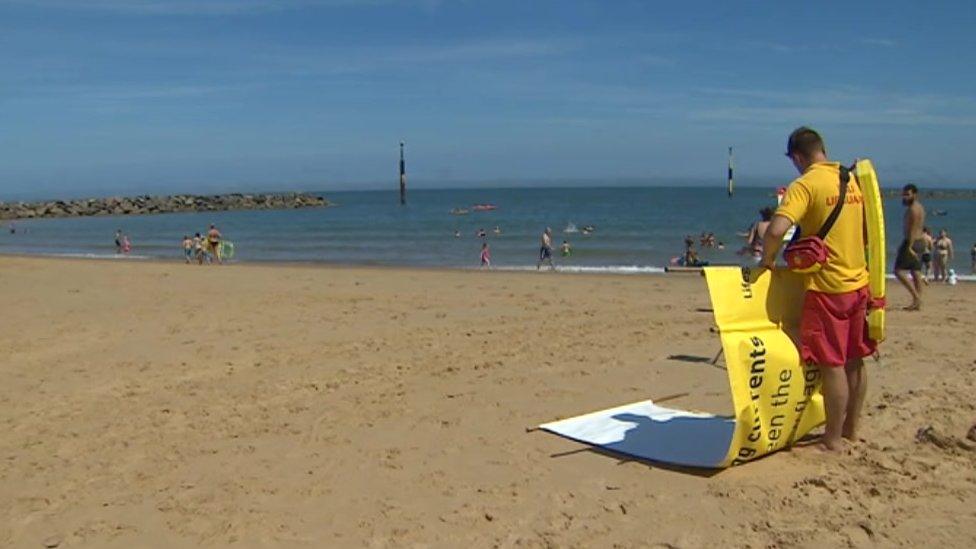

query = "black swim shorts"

[{"left": 895, "top": 241, "right": 922, "bottom": 272}]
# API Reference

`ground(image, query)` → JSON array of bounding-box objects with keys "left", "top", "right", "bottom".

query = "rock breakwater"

[{"left": 0, "top": 192, "right": 328, "bottom": 220}]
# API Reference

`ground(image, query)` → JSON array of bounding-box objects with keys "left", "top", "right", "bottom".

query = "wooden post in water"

[
  {"left": 399, "top": 141, "right": 406, "bottom": 205},
  {"left": 727, "top": 146, "right": 734, "bottom": 198}
]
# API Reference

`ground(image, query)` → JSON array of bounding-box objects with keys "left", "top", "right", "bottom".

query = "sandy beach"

[{"left": 1, "top": 256, "right": 974, "bottom": 548}]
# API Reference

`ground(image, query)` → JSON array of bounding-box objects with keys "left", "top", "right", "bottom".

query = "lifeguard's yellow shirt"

[{"left": 776, "top": 162, "right": 869, "bottom": 294}]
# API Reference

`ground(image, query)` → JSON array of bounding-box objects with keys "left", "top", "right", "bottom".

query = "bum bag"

[{"left": 783, "top": 166, "right": 850, "bottom": 274}]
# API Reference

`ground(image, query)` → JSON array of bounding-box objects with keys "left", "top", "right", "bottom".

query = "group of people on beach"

[
  {"left": 693, "top": 185, "right": 975, "bottom": 291},
  {"left": 535, "top": 227, "right": 573, "bottom": 270},
  {"left": 461, "top": 225, "right": 573, "bottom": 270},
  {"left": 917, "top": 226, "right": 958, "bottom": 283},
  {"left": 179, "top": 224, "right": 224, "bottom": 265}
]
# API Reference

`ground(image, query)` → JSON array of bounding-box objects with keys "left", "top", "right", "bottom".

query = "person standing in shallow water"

[
  {"left": 181, "top": 235, "right": 193, "bottom": 264},
  {"left": 761, "top": 126, "right": 876, "bottom": 452},
  {"left": 920, "top": 227, "right": 934, "bottom": 283},
  {"left": 744, "top": 207, "right": 774, "bottom": 264},
  {"left": 192, "top": 233, "right": 206, "bottom": 265},
  {"left": 537, "top": 227, "right": 555, "bottom": 271},
  {"left": 932, "top": 229, "right": 954, "bottom": 282},
  {"left": 207, "top": 224, "right": 222, "bottom": 264},
  {"left": 480, "top": 242, "right": 491, "bottom": 269}
]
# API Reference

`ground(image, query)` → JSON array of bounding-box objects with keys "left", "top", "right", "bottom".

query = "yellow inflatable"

[{"left": 854, "top": 159, "right": 886, "bottom": 342}]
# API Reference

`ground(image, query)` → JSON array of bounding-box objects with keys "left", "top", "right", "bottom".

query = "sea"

[{"left": 2, "top": 186, "right": 975, "bottom": 276}]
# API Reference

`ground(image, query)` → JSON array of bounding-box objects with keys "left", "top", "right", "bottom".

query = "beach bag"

[{"left": 783, "top": 166, "right": 850, "bottom": 273}]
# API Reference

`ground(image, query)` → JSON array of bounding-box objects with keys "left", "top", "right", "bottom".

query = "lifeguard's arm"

[
  {"left": 760, "top": 215, "right": 793, "bottom": 269},
  {"left": 763, "top": 181, "right": 808, "bottom": 270}
]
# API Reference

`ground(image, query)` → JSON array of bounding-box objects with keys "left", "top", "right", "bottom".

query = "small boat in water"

[{"left": 471, "top": 204, "right": 497, "bottom": 211}]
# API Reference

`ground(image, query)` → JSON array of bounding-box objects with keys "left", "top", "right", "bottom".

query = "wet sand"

[{"left": 1, "top": 256, "right": 974, "bottom": 548}]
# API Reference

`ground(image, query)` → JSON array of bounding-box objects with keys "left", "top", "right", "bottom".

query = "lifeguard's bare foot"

[{"left": 814, "top": 437, "right": 846, "bottom": 453}]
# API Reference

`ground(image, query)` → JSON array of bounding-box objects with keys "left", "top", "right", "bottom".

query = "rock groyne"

[
  {"left": 0, "top": 192, "right": 328, "bottom": 220},
  {"left": 881, "top": 188, "right": 976, "bottom": 200}
]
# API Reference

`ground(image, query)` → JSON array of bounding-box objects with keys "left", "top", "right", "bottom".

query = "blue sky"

[{"left": 2, "top": 0, "right": 975, "bottom": 198}]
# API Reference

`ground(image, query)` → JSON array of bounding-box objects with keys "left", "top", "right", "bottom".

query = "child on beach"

[
  {"left": 560, "top": 240, "right": 572, "bottom": 257},
  {"left": 480, "top": 242, "right": 491, "bottom": 269},
  {"left": 181, "top": 235, "right": 193, "bottom": 263},
  {"left": 192, "top": 233, "right": 206, "bottom": 265},
  {"left": 121, "top": 234, "right": 132, "bottom": 254}
]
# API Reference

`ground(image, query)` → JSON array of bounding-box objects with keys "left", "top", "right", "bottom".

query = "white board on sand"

[{"left": 539, "top": 400, "right": 736, "bottom": 469}]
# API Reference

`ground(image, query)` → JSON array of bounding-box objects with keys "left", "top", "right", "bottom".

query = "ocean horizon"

[{"left": 3, "top": 186, "right": 975, "bottom": 276}]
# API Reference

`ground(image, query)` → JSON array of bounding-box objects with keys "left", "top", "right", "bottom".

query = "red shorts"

[{"left": 800, "top": 286, "right": 877, "bottom": 367}]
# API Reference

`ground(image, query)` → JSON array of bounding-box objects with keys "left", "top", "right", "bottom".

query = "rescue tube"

[{"left": 854, "top": 159, "right": 885, "bottom": 342}]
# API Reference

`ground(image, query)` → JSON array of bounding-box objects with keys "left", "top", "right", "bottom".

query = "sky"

[{"left": 2, "top": 0, "right": 975, "bottom": 198}]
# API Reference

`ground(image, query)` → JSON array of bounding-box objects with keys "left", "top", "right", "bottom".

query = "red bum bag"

[{"left": 783, "top": 166, "right": 851, "bottom": 274}]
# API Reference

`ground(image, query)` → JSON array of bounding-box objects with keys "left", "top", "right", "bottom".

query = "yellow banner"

[{"left": 703, "top": 267, "right": 825, "bottom": 466}]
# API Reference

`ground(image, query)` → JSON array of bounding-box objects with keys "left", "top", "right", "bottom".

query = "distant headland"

[
  {"left": 881, "top": 188, "right": 976, "bottom": 200},
  {"left": 0, "top": 192, "right": 329, "bottom": 220}
]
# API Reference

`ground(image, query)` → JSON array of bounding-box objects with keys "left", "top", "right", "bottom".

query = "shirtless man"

[
  {"left": 920, "top": 227, "right": 934, "bottom": 283},
  {"left": 537, "top": 227, "right": 555, "bottom": 271},
  {"left": 894, "top": 184, "right": 925, "bottom": 310}
]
